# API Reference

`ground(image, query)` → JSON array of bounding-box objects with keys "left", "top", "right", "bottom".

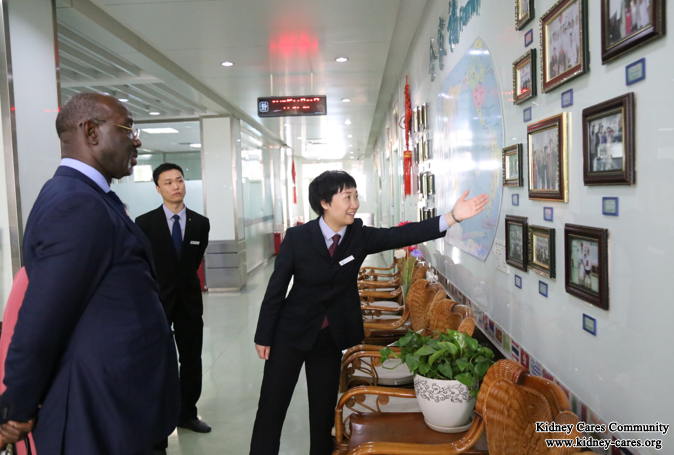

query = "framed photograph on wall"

[
  {"left": 540, "top": 0, "right": 589, "bottom": 93},
  {"left": 564, "top": 224, "right": 609, "bottom": 310},
  {"left": 503, "top": 144, "right": 523, "bottom": 187},
  {"left": 527, "top": 113, "right": 568, "bottom": 201},
  {"left": 513, "top": 49, "right": 537, "bottom": 105},
  {"left": 528, "top": 225, "right": 556, "bottom": 278},
  {"left": 601, "top": 0, "right": 666, "bottom": 64},
  {"left": 506, "top": 215, "right": 528, "bottom": 272},
  {"left": 582, "top": 93, "right": 635, "bottom": 185},
  {"left": 516, "top": 0, "right": 535, "bottom": 30}
]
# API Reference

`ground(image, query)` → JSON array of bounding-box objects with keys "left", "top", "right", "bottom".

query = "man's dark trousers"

[{"left": 250, "top": 327, "right": 342, "bottom": 455}]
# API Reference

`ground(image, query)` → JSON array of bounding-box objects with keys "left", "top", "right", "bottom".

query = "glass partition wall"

[{"left": 241, "top": 129, "right": 274, "bottom": 273}]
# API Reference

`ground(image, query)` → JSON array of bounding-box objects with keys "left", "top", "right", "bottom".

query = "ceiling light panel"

[{"left": 141, "top": 128, "right": 179, "bottom": 134}]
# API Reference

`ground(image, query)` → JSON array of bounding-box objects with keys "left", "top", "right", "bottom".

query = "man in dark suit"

[
  {"left": 136, "top": 163, "right": 211, "bottom": 435},
  {"left": 0, "top": 92, "right": 180, "bottom": 454},
  {"left": 250, "top": 170, "right": 488, "bottom": 455}
]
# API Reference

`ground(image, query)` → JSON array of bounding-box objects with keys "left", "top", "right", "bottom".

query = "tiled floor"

[{"left": 167, "top": 254, "right": 386, "bottom": 454}]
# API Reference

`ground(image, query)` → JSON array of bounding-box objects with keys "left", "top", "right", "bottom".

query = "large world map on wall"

[{"left": 435, "top": 37, "right": 503, "bottom": 261}]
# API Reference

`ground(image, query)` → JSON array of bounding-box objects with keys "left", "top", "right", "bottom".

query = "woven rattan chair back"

[
  {"left": 405, "top": 280, "right": 437, "bottom": 332},
  {"left": 424, "top": 298, "right": 456, "bottom": 329},
  {"left": 451, "top": 304, "right": 474, "bottom": 320},
  {"left": 426, "top": 300, "right": 461, "bottom": 333},
  {"left": 411, "top": 263, "right": 428, "bottom": 281},
  {"left": 457, "top": 316, "right": 475, "bottom": 336}
]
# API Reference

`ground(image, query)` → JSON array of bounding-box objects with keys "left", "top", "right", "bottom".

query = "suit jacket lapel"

[
  {"left": 54, "top": 167, "right": 158, "bottom": 279},
  {"left": 309, "top": 219, "right": 332, "bottom": 262}
]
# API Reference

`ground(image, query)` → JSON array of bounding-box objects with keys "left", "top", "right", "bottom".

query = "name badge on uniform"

[
  {"left": 339, "top": 255, "right": 355, "bottom": 266},
  {"left": 190, "top": 241, "right": 200, "bottom": 245}
]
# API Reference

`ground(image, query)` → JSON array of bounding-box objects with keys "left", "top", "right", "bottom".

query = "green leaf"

[
  {"left": 418, "top": 357, "right": 431, "bottom": 375},
  {"left": 398, "top": 331, "right": 415, "bottom": 347},
  {"left": 437, "top": 341, "right": 459, "bottom": 356},
  {"left": 452, "top": 332, "right": 467, "bottom": 349},
  {"left": 455, "top": 372, "right": 475, "bottom": 388},
  {"left": 415, "top": 345, "right": 437, "bottom": 356},
  {"left": 467, "top": 337, "right": 479, "bottom": 350},
  {"left": 428, "top": 349, "right": 446, "bottom": 364},
  {"left": 405, "top": 353, "right": 419, "bottom": 372},
  {"left": 482, "top": 348, "right": 495, "bottom": 360},
  {"left": 438, "top": 362, "right": 454, "bottom": 379},
  {"left": 475, "top": 360, "right": 492, "bottom": 378},
  {"left": 456, "top": 358, "right": 471, "bottom": 371}
]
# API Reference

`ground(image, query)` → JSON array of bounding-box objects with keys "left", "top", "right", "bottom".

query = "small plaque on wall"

[
  {"left": 626, "top": 58, "right": 646, "bottom": 85},
  {"left": 512, "top": 194, "right": 520, "bottom": 206},
  {"left": 515, "top": 274, "right": 522, "bottom": 289},
  {"left": 561, "top": 89, "right": 573, "bottom": 108},
  {"left": 544, "top": 207, "right": 554, "bottom": 221},
  {"left": 523, "top": 107, "right": 532, "bottom": 122},
  {"left": 583, "top": 314, "right": 597, "bottom": 336},
  {"left": 524, "top": 29, "right": 534, "bottom": 47},
  {"left": 602, "top": 197, "right": 619, "bottom": 216},
  {"left": 539, "top": 281, "right": 548, "bottom": 297}
]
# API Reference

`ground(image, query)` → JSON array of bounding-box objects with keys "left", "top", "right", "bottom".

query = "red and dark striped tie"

[{"left": 322, "top": 234, "right": 341, "bottom": 329}]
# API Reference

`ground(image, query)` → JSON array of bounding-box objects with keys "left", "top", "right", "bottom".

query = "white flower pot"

[{"left": 414, "top": 374, "right": 476, "bottom": 432}]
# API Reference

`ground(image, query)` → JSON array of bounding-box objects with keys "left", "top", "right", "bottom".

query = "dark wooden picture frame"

[
  {"left": 513, "top": 49, "right": 537, "bottom": 105},
  {"left": 527, "top": 113, "right": 568, "bottom": 202},
  {"left": 564, "top": 224, "right": 609, "bottom": 310},
  {"left": 503, "top": 144, "right": 523, "bottom": 187},
  {"left": 529, "top": 225, "right": 556, "bottom": 279},
  {"left": 516, "top": 0, "right": 535, "bottom": 30},
  {"left": 582, "top": 93, "right": 635, "bottom": 185},
  {"left": 540, "top": 0, "right": 589, "bottom": 93},
  {"left": 601, "top": 0, "right": 666, "bottom": 64},
  {"left": 506, "top": 215, "right": 528, "bottom": 272}
]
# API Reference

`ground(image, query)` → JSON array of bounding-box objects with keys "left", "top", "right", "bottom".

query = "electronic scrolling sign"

[{"left": 257, "top": 95, "right": 327, "bottom": 118}]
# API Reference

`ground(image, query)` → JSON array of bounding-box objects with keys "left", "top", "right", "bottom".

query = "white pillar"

[
  {"left": 7, "top": 0, "right": 61, "bottom": 226},
  {"left": 201, "top": 116, "right": 247, "bottom": 290}
]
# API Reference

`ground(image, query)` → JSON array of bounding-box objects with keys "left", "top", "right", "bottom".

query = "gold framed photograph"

[
  {"left": 528, "top": 225, "right": 556, "bottom": 278},
  {"left": 516, "top": 0, "right": 535, "bottom": 30},
  {"left": 540, "top": 0, "right": 589, "bottom": 93},
  {"left": 527, "top": 113, "right": 568, "bottom": 202},
  {"left": 512, "top": 49, "right": 537, "bottom": 105},
  {"left": 503, "top": 144, "right": 523, "bottom": 187}
]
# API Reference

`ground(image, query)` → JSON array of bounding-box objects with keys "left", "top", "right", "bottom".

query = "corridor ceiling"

[{"left": 55, "top": 0, "right": 427, "bottom": 159}]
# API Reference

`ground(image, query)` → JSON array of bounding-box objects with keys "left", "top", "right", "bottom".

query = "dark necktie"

[
  {"left": 322, "top": 233, "right": 341, "bottom": 329},
  {"left": 328, "top": 234, "right": 341, "bottom": 257},
  {"left": 172, "top": 214, "right": 182, "bottom": 257}
]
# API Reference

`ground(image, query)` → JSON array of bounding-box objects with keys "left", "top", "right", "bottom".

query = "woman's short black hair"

[
  {"left": 153, "top": 163, "right": 184, "bottom": 186},
  {"left": 308, "top": 170, "right": 357, "bottom": 217}
]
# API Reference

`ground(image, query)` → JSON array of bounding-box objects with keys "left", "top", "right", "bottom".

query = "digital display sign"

[{"left": 257, "top": 95, "right": 327, "bottom": 117}]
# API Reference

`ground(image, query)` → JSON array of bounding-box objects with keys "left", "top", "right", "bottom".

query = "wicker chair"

[
  {"left": 333, "top": 359, "right": 587, "bottom": 455},
  {"left": 361, "top": 279, "right": 437, "bottom": 345},
  {"left": 359, "top": 257, "right": 399, "bottom": 280}
]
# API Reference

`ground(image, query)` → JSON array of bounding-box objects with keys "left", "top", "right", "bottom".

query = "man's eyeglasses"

[{"left": 81, "top": 118, "right": 140, "bottom": 140}]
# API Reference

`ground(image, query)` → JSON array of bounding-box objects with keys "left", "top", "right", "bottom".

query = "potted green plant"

[{"left": 380, "top": 329, "right": 495, "bottom": 432}]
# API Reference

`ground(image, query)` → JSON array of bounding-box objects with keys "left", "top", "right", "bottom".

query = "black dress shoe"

[{"left": 178, "top": 417, "right": 212, "bottom": 433}]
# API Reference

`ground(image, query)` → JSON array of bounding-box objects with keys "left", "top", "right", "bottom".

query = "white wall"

[{"left": 378, "top": 1, "right": 674, "bottom": 452}]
